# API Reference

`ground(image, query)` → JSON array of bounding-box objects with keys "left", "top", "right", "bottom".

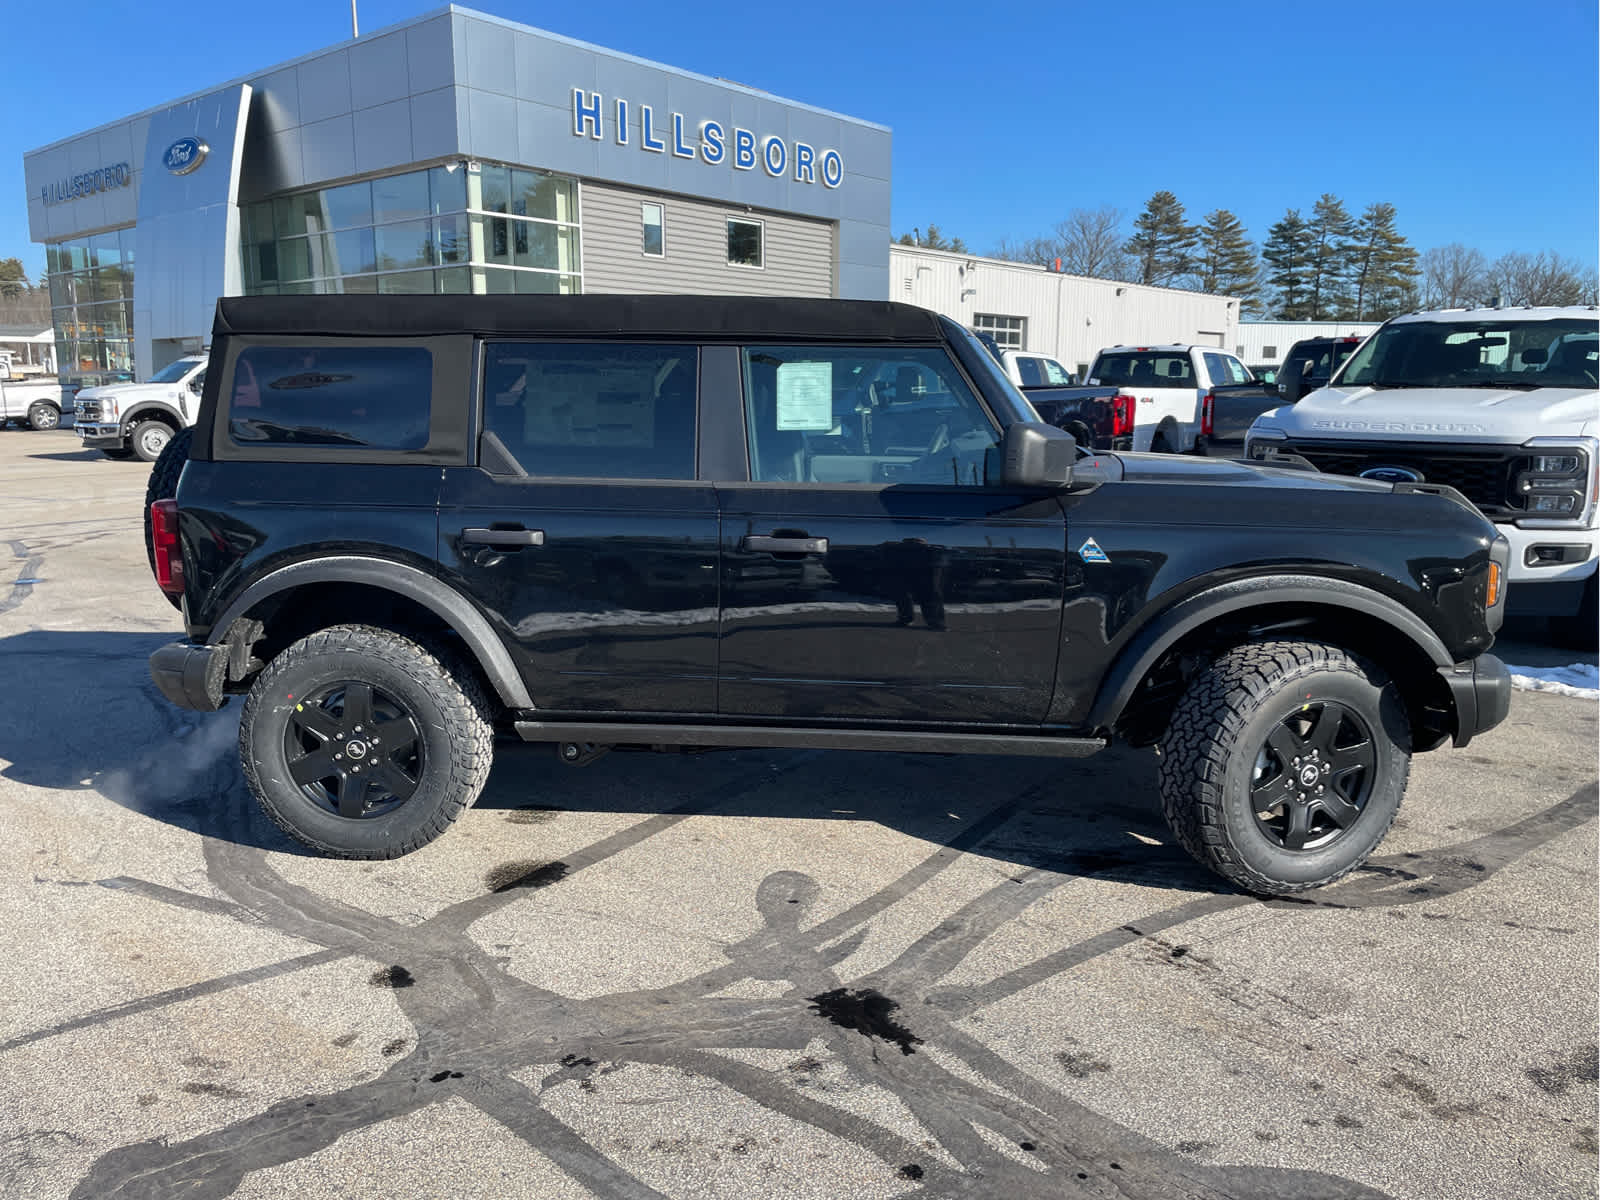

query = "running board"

[{"left": 513, "top": 720, "right": 1107, "bottom": 759}]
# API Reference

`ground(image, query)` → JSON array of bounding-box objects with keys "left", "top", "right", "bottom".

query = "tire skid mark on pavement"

[
  {"left": 39, "top": 774, "right": 1596, "bottom": 1200},
  {"left": 2, "top": 540, "right": 43, "bottom": 616}
]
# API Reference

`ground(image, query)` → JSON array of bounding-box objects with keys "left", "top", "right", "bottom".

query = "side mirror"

[{"left": 1002, "top": 421, "right": 1075, "bottom": 488}]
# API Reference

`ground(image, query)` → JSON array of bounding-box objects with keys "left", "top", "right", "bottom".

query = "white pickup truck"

[
  {"left": 1245, "top": 306, "right": 1599, "bottom": 642},
  {"left": 0, "top": 378, "right": 69, "bottom": 430},
  {"left": 996, "top": 349, "right": 1077, "bottom": 388},
  {"left": 74, "top": 354, "right": 207, "bottom": 461},
  {"left": 1084, "top": 344, "right": 1275, "bottom": 454}
]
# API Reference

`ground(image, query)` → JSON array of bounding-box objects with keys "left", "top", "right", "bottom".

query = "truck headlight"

[
  {"left": 101, "top": 397, "right": 119, "bottom": 420},
  {"left": 1515, "top": 440, "right": 1594, "bottom": 521},
  {"left": 1246, "top": 429, "right": 1286, "bottom": 461}
]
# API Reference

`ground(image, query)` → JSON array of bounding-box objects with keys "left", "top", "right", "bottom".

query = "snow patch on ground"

[{"left": 1503, "top": 661, "right": 1600, "bottom": 700}]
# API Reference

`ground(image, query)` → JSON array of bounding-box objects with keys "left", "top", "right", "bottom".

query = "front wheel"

[
  {"left": 1158, "top": 640, "right": 1410, "bottom": 895},
  {"left": 130, "top": 419, "right": 174, "bottom": 462},
  {"left": 27, "top": 403, "right": 60, "bottom": 431},
  {"left": 240, "top": 625, "right": 494, "bottom": 858}
]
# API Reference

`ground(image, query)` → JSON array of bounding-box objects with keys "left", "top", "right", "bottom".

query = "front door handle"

[
  {"left": 744, "top": 534, "right": 828, "bottom": 555},
  {"left": 462, "top": 527, "right": 545, "bottom": 548}
]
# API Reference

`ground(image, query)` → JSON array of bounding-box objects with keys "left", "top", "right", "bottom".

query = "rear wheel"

[
  {"left": 239, "top": 625, "right": 494, "bottom": 858},
  {"left": 143, "top": 425, "right": 194, "bottom": 608},
  {"left": 130, "top": 418, "right": 174, "bottom": 463},
  {"left": 1149, "top": 428, "right": 1174, "bottom": 453},
  {"left": 1158, "top": 640, "right": 1410, "bottom": 895},
  {"left": 26, "top": 402, "right": 60, "bottom": 431}
]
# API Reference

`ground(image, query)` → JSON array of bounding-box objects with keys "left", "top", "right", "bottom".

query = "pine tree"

[
  {"left": 1124, "top": 191, "right": 1197, "bottom": 288},
  {"left": 1306, "top": 194, "right": 1354, "bottom": 319},
  {"left": 1194, "top": 210, "right": 1260, "bottom": 314},
  {"left": 1262, "top": 210, "right": 1315, "bottom": 319},
  {"left": 1347, "top": 203, "right": 1420, "bottom": 319}
]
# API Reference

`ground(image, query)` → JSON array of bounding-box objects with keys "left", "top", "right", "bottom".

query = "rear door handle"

[
  {"left": 743, "top": 535, "right": 828, "bottom": 555},
  {"left": 462, "top": 527, "right": 545, "bottom": 548}
]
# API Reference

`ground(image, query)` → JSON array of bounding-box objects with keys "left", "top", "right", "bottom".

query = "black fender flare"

[
  {"left": 120, "top": 402, "right": 183, "bottom": 434},
  {"left": 207, "top": 555, "right": 534, "bottom": 710},
  {"left": 1086, "top": 574, "right": 1454, "bottom": 731}
]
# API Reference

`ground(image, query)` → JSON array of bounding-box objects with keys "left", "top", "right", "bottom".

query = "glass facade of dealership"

[
  {"left": 240, "top": 160, "right": 580, "bottom": 298},
  {"left": 45, "top": 229, "right": 136, "bottom": 384},
  {"left": 41, "top": 160, "right": 583, "bottom": 387}
]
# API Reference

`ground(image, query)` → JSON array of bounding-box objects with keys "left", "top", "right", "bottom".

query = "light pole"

[{"left": 350, "top": 0, "right": 359, "bottom": 38}]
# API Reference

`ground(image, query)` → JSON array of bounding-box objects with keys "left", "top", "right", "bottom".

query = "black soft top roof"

[{"left": 213, "top": 294, "right": 947, "bottom": 343}]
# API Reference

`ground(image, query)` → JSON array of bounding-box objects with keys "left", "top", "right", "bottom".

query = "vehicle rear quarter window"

[
  {"left": 1015, "top": 356, "right": 1046, "bottom": 387},
  {"left": 1092, "top": 352, "right": 1192, "bottom": 386},
  {"left": 228, "top": 346, "right": 432, "bottom": 449},
  {"left": 481, "top": 343, "right": 696, "bottom": 480}
]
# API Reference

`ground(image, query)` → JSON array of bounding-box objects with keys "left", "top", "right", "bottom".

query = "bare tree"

[
  {"left": 1420, "top": 243, "right": 1489, "bottom": 308},
  {"left": 1054, "top": 207, "right": 1131, "bottom": 279},
  {"left": 1486, "top": 250, "right": 1597, "bottom": 307}
]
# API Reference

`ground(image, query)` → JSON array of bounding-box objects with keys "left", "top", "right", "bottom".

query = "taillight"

[
  {"left": 151, "top": 499, "right": 184, "bottom": 597},
  {"left": 1201, "top": 392, "right": 1215, "bottom": 437},
  {"left": 1112, "top": 394, "right": 1135, "bottom": 437}
]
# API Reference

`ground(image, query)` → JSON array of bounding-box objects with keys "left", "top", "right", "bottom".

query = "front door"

[
  {"left": 439, "top": 341, "right": 719, "bottom": 715},
  {"left": 716, "top": 342, "right": 1067, "bottom": 725}
]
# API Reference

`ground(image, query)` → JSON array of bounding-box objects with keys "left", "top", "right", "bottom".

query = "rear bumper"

[
  {"left": 149, "top": 641, "right": 229, "bottom": 712},
  {"left": 1438, "top": 653, "right": 1512, "bottom": 748}
]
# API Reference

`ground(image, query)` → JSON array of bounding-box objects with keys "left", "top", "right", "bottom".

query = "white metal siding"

[
  {"left": 1237, "top": 321, "right": 1381, "bottom": 364},
  {"left": 891, "top": 245, "right": 1241, "bottom": 374},
  {"left": 581, "top": 181, "right": 835, "bottom": 297}
]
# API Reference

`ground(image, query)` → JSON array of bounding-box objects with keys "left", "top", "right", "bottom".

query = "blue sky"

[{"left": 3, "top": 0, "right": 1596, "bottom": 280}]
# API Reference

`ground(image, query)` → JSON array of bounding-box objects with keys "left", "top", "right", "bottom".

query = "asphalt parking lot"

[{"left": 2, "top": 428, "right": 1596, "bottom": 1200}]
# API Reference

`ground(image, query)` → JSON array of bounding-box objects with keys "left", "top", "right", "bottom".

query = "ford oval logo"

[
  {"left": 163, "top": 137, "right": 208, "bottom": 175},
  {"left": 1359, "top": 465, "right": 1424, "bottom": 483}
]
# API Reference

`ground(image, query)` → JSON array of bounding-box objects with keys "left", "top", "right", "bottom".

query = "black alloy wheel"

[
  {"left": 1158, "top": 640, "right": 1409, "bottom": 895},
  {"left": 1248, "top": 700, "right": 1375, "bottom": 852},
  {"left": 283, "top": 680, "right": 425, "bottom": 820}
]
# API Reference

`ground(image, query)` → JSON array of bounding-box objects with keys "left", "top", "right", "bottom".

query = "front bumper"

[
  {"left": 77, "top": 420, "right": 124, "bottom": 447},
  {"left": 149, "top": 641, "right": 229, "bottom": 712},
  {"left": 1438, "top": 653, "right": 1512, "bottom": 748}
]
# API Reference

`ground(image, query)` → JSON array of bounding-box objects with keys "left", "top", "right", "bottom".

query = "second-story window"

[{"left": 642, "top": 203, "right": 664, "bottom": 257}]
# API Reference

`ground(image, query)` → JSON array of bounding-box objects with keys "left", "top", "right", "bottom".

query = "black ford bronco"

[{"left": 148, "top": 295, "right": 1512, "bottom": 895}]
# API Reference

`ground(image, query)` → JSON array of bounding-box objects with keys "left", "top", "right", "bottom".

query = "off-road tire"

[
  {"left": 239, "top": 624, "right": 494, "bottom": 858},
  {"left": 1158, "top": 640, "right": 1410, "bottom": 896},
  {"left": 27, "top": 402, "right": 60, "bottom": 431},
  {"left": 143, "top": 425, "right": 193, "bottom": 609},
  {"left": 130, "top": 417, "right": 174, "bottom": 463}
]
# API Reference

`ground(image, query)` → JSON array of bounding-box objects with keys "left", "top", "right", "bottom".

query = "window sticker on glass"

[{"left": 775, "top": 361, "right": 833, "bottom": 430}]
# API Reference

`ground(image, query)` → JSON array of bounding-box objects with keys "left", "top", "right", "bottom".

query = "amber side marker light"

[{"left": 1486, "top": 561, "right": 1501, "bottom": 608}]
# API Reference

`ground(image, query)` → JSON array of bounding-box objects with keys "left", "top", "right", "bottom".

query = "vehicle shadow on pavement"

[
  {"left": 0, "top": 627, "right": 1222, "bottom": 886},
  {"left": 0, "top": 629, "right": 302, "bottom": 855},
  {"left": 22, "top": 449, "right": 127, "bottom": 463}
]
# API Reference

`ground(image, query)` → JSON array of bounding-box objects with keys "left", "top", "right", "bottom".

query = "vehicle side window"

[
  {"left": 741, "top": 345, "right": 1000, "bottom": 487},
  {"left": 1222, "top": 356, "right": 1249, "bottom": 384},
  {"left": 481, "top": 343, "right": 696, "bottom": 480},
  {"left": 228, "top": 346, "right": 432, "bottom": 449},
  {"left": 1042, "top": 359, "right": 1073, "bottom": 385},
  {"left": 1202, "top": 352, "right": 1227, "bottom": 384},
  {"left": 1016, "top": 357, "right": 1046, "bottom": 387}
]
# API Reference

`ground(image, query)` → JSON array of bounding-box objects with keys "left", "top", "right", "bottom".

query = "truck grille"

[
  {"left": 1284, "top": 440, "right": 1523, "bottom": 517},
  {"left": 76, "top": 400, "right": 101, "bottom": 421}
]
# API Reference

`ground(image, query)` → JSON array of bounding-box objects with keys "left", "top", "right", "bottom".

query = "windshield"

[
  {"left": 1336, "top": 319, "right": 1598, "bottom": 390},
  {"left": 148, "top": 358, "right": 202, "bottom": 384}
]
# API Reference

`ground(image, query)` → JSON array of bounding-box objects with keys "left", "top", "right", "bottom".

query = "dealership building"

[{"left": 22, "top": 5, "right": 891, "bottom": 386}]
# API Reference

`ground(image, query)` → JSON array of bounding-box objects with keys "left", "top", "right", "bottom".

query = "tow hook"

[{"left": 557, "top": 741, "right": 611, "bottom": 767}]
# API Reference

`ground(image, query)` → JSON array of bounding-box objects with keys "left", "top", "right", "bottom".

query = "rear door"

[
  {"left": 712, "top": 341, "right": 1067, "bottom": 725},
  {"left": 437, "top": 341, "right": 719, "bottom": 715}
]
